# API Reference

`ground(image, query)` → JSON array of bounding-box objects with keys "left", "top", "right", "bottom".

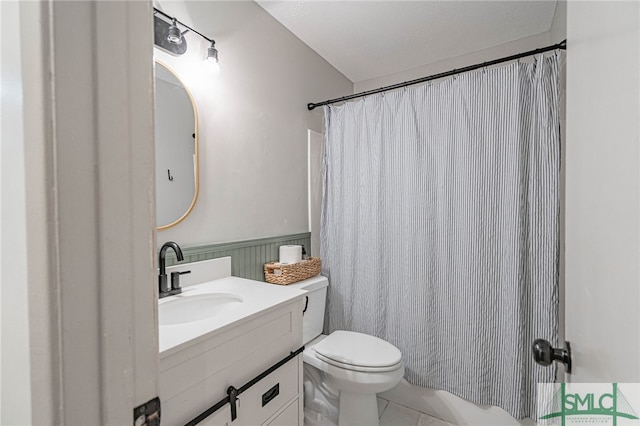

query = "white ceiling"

[{"left": 256, "top": 1, "right": 558, "bottom": 83}]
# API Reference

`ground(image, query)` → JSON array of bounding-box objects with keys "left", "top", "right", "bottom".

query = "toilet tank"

[{"left": 286, "top": 275, "right": 328, "bottom": 345}]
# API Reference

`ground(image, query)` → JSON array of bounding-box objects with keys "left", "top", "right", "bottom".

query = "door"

[
  {"left": 564, "top": 0, "right": 639, "bottom": 388},
  {"left": 533, "top": 4, "right": 640, "bottom": 421},
  {"left": 15, "top": 1, "right": 159, "bottom": 423}
]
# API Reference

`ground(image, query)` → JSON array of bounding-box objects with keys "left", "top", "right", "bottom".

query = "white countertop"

[{"left": 158, "top": 276, "right": 306, "bottom": 355}]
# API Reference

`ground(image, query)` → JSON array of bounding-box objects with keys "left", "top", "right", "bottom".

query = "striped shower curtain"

[{"left": 320, "top": 53, "right": 561, "bottom": 420}]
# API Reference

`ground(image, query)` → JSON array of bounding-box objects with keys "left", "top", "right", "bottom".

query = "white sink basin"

[{"left": 159, "top": 292, "right": 243, "bottom": 325}]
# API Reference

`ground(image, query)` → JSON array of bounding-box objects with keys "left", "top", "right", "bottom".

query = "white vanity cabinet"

[{"left": 159, "top": 295, "right": 305, "bottom": 426}]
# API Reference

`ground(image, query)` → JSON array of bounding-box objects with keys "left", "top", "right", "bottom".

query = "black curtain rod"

[
  {"left": 307, "top": 39, "right": 566, "bottom": 111},
  {"left": 153, "top": 7, "right": 214, "bottom": 44}
]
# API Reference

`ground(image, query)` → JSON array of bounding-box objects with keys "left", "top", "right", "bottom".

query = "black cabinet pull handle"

[{"left": 262, "top": 383, "right": 279, "bottom": 407}]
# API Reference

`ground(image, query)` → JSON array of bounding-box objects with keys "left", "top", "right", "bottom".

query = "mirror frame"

[{"left": 155, "top": 60, "right": 200, "bottom": 231}]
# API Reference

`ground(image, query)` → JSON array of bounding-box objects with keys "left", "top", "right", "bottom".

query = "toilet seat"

[{"left": 313, "top": 331, "right": 403, "bottom": 373}]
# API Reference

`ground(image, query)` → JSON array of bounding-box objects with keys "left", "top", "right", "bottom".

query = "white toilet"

[{"left": 288, "top": 276, "right": 404, "bottom": 426}]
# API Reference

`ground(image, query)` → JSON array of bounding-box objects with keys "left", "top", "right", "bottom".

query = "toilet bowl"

[{"left": 287, "top": 276, "right": 404, "bottom": 426}]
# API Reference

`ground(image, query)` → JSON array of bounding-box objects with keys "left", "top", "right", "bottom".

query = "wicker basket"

[{"left": 264, "top": 257, "right": 321, "bottom": 285}]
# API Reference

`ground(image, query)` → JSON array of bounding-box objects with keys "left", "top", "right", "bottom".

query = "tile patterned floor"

[{"left": 377, "top": 398, "right": 457, "bottom": 426}]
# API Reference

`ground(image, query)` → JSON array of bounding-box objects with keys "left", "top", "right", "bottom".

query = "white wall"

[
  {"left": 0, "top": 2, "right": 32, "bottom": 423},
  {"left": 155, "top": 1, "right": 352, "bottom": 247},
  {"left": 308, "top": 130, "right": 324, "bottom": 258},
  {"left": 565, "top": 1, "right": 639, "bottom": 382},
  {"left": 550, "top": 0, "right": 567, "bottom": 44},
  {"left": 354, "top": 32, "right": 551, "bottom": 93}
]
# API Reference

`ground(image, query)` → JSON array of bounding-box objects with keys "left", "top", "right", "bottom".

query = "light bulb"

[
  {"left": 167, "top": 19, "right": 182, "bottom": 44},
  {"left": 203, "top": 57, "right": 220, "bottom": 76},
  {"left": 203, "top": 43, "right": 220, "bottom": 76}
]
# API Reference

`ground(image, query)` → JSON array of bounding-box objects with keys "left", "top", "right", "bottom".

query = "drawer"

[
  {"left": 265, "top": 398, "right": 299, "bottom": 426},
  {"left": 235, "top": 354, "right": 301, "bottom": 426}
]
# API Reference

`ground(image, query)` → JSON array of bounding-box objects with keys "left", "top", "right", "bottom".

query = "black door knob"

[{"left": 532, "top": 339, "right": 572, "bottom": 374}]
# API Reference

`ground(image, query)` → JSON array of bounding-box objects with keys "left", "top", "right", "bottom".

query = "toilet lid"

[{"left": 313, "top": 331, "right": 402, "bottom": 370}]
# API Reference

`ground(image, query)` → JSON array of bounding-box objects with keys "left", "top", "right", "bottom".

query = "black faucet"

[{"left": 159, "top": 241, "right": 185, "bottom": 298}]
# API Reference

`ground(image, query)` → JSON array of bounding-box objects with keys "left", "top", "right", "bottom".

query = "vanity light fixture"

[{"left": 153, "top": 7, "right": 220, "bottom": 74}]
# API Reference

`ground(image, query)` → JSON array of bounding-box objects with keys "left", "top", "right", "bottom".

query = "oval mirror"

[{"left": 154, "top": 61, "right": 199, "bottom": 230}]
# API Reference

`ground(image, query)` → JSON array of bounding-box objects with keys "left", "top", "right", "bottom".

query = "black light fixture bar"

[
  {"left": 307, "top": 39, "right": 567, "bottom": 111},
  {"left": 153, "top": 7, "right": 215, "bottom": 45}
]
